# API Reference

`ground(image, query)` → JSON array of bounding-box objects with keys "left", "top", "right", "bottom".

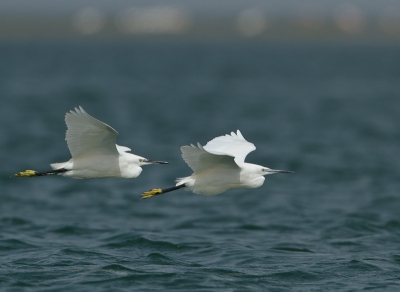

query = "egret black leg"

[
  {"left": 15, "top": 168, "right": 69, "bottom": 177},
  {"left": 34, "top": 168, "right": 69, "bottom": 176}
]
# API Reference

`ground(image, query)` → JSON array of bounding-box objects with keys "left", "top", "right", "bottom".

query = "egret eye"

[
  {"left": 262, "top": 168, "right": 266, "bottom": 172},
  {"left": 139, "top": 159, "right": 144, "bottom": 162}
]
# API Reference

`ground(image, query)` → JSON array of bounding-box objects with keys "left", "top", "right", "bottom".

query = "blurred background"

[
  {"left": 1, "top": 0, "right": 400, "bottom": 40},
  {"left": 1, "top": 1, "right": 400, "bottom": 291}
]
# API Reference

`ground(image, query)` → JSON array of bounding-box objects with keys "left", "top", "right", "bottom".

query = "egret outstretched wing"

[
  {"left": 65, "top": 106, "right": 119, "bottom": 159},
  {"left": 181, "top": 144, "right": 238, "bottom": 174},
  {"left": 202, "top": 130, "right": 256, "bottom": 166},
  {"left": 116, "top": 145, "right": 132, "bottom": 154}
]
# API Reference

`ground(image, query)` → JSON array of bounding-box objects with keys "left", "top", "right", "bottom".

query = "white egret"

[
  {"left": 15, "top": 106, "right": 168, "bottom": 179},
  {"left": 142, "top": 130, "right": 292, "bottom": 199}
]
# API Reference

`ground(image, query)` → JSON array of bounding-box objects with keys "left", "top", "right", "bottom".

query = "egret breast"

[
  {"left": 118, "top": 159, "right": 142, "bottom": 178},
  {"left": 241, "top": 175, "right": 265, "bottom": 189}
]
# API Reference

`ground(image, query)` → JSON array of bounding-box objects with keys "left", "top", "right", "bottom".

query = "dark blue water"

[{"left": 1, "top": 39, "right": 400, "bottom": 291}]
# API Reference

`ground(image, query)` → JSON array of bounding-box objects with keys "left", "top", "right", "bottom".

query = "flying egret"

[
  {"left": 15, "top": 106, "right": 168, "bottom": 179},
  {"left": 142, "top": 130, "right": 292, "bottom": 199}
]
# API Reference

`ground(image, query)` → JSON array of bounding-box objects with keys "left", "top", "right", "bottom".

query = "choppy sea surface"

[{"left": 1, "top": 39, "right": 400, "bottom": 291}]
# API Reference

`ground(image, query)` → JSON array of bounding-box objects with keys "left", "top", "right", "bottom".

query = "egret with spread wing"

[
  {"left": 142, "top": 130, "right": 292, "bottom": 199},
  {"left": 15, "top": 106, "right": 168, "bottom": 179}
]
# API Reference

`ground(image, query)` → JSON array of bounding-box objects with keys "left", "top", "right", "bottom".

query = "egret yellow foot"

[
  {"left": 15, "top": 170, "right": 37, "bottom": 177},
  {"left": 141, "top": 188, "right": 163, "bottom": 199}
]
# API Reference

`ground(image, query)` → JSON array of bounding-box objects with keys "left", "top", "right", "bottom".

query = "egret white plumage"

[
  {"left": 15, "top": 106, "right": 168, "bottom": 179},
  {"left": 142, "top": 130, "right": 292, "bottom": 199}
]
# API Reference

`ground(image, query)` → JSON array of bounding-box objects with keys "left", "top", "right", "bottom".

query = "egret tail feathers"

[
  {"left": 50, "top": 162, "right": 67, "bottom": 169},
  {"left": 176, "top": 176, "right": 190, "bottom": 185}
]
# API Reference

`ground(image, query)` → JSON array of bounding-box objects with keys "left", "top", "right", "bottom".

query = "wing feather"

[
  {"left": 116, "top": 145, "right": 131, "bottom": 154},
  {"left": 181, "top": 145, "right": 238, "bottom": 174},
  {"left": 65, "top": 106, "right": 119, "bottom": 158},
  {"left": 202, "top": 130, "right": 255, "bottom": 166}
]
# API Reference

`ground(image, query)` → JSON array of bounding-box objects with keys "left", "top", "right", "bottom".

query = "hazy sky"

[{"left": 1, "top": 0, "right": 400, "bottom": 16}]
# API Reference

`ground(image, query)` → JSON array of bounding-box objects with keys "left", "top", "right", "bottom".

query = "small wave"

[
  {"left": 50, "top": 225, "right": 111, "bottom": 236},
  {"left": 268, "top": 270, "right": 319, "bottom": 281},
  {"left": 329, "top": 240, "right": 363, "bottom": 247},
  {"left": 383, "top": 220, "right": 400, "bottom": 233},
  {"left": 258, "top": 224, "right": 299, "bottom": 232},
  {"left": 0, "top": 238, "right": 37, "bottom": 251},
  {"left": 272, "top": 245, "right": 314, "bottom": 253},
  {"left": 0, "top": 217, "right": 30, "bottom": 226},
  {"left": 238, "top": 224, "right": 265, "bottom": 231},
  {"left": 102, "top": 233, "right": 184, "bottom": 251},
  {"left": 171, "top": 220, "right": 198, "bottom": 229},
  {"left": 81, "top": 272, "right": 178, "bottom": 286},
  {"left": 346, "top": 259, "right": 383, "bottom": 272},
  {"left": 392, "top": 254, "right": 400, "bottom": 264},
  {"left": 101, "top": 264, "right": 135, "bottom": 272},
  {"left": 145, "top": 252, "right": 179, "bottom": 266},
  {"left": 52, "top": 226, "right": 89, "bottom": 235},
  {"left": 321, "top": 219, "right": 380, "bottom": 240},
  {"left": 61, "top": 248, "right": 106, "bottom": 257}
]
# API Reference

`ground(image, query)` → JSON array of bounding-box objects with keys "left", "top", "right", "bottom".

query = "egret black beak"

[
  {"left": 268, "top": 169, "right": 294, "bottom": 174},
  {"left": 146, "top": 160, "right": 169, "bottom": 164}
]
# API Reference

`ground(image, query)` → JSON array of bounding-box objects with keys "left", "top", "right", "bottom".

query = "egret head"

[
  {"left": 261, "top": 167, "right": 293, "bottom": 176},
  {"left": 137, "top": 157, "right": 169, "bottom": 166}
]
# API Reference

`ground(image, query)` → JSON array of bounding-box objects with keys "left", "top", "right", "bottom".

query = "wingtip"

[
  {"left": 227, "top": 130, "right": 244, "bottom": 139},
  {"left": 236, "top": 130, "right": 246, "bottom": 140},
  {"left": 78, "top": 106, "right": 87, "bottom": 114},
  {"left": 67, "top": 106, "right": 86, "bottom": 116}
]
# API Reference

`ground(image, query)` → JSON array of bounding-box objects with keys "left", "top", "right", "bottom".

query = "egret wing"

[
  {"left": 202, "top": 130, "right": 256, "bottom": 166},
  {"left": 65, "top": 106, "right": 119, "bottom": 158},
  {"left": 116, "top": 145, "right": 131, "bottom": 154},
  {"left": 181, "top": 144, "right": 238, "bottom": 174}
]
